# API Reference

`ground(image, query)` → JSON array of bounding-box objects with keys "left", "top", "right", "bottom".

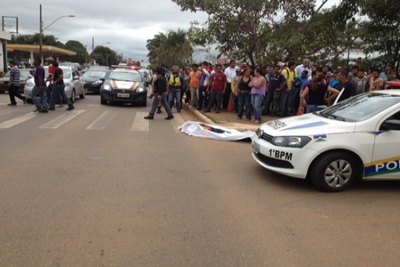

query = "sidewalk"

[{"left": 184, "top": 104, "right": 279, "bottom": 131}]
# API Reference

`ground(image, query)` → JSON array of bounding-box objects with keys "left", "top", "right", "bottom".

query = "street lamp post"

[{"left": 39, "top": 4, "right": 75, "bottom": 61}]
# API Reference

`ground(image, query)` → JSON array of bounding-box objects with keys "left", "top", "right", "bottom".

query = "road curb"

[{"left": 186, "top": 105, "right": 259, "bottom": 132}]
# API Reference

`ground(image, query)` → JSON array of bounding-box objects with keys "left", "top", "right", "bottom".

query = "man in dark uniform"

[{"left": 144, "top": 67, "right": 174, "bottom": 120}]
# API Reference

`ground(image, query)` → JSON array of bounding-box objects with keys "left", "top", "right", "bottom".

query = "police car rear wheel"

[{"left": 311, "top": 152, "right": 357, "bottom": 192}]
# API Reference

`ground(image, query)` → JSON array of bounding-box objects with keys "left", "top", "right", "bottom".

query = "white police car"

[{"left": 252, "top": 90, "right": 400, "bottom": 192}]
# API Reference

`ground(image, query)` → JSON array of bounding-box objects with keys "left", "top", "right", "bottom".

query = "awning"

[{"left": 7, "top": 44, "right": 76, "bottom": 56}]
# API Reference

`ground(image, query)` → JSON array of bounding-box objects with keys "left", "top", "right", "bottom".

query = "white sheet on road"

[{"left": 179, "top": 121, "right": 255, "bottom": 141}]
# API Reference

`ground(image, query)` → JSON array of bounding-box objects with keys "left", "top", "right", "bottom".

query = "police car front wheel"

[{"left": 310, "top": 152, "right": 359, "bottom": 192}]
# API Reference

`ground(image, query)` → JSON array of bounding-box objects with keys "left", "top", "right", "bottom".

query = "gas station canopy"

[{"left": 7, "top": 44, "right": 76, "bottom": 56}]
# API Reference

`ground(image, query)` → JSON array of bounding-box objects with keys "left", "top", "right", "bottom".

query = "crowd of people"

[{"left": 150, "top": 58, "right": 400, "bottom": 123}]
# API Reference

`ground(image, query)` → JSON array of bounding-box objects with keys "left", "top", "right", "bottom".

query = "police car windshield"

[
  {"left": 109, "top": 71, "right": 142, "bottom": 82},
  {"left": 319, "top": 93, "right": 400, "bottom": 122}
]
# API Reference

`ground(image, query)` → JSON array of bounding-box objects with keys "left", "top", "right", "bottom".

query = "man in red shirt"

[
  {"left": 205, "top": 64, "right": 227, "bottom": 113},
  {"left": 46, "top": 57, "right": 56, "bottom": 103}
]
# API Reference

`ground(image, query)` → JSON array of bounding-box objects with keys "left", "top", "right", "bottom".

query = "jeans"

[
  {"left": 32, "top": 86, "right": 48, "bottom": 111},
  {"left": 238, "top": 92, "right": 252, "bottom": 119},
  {"left": 149, "top": 93, "right": 173, "bottom": 117},
  {"left": 168, "top": 88, "right": 181, "bottom": 112},
  {"left": 50, "top": 83, "right": 73, "bottom": 108},
  {"left": 190, "top": 87, "right": 198, "bottom": 107},
  {"left": 274, "top": 89, "right": 288, "bottom": 116},
  {"left": 306, "top": 105, "right": 318, "bottom": 113},
  {"left": 287, "top": 88, "right": 299, "bottom": 114},
  {"left": 207, "top": 90, "right": 223, "bottom": 112},
  {"left": 197, "top": 86, "right": 206, "bottom": 110},
  {"left": 223, "top": 83, "right": 232, "bottom": 110},
  {"left": 233, "top": 95, "right": 239, "bottom": 113},
  {"left": 263, "top": 91, "right": 275, "bottom": 115},
  {"left": 251, "top": 94, "right": 264, "bottom": 121}
]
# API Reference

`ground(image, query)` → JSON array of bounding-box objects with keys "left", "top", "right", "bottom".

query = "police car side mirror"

[{"left": 380, "top": 119, "right": 400, "bottom": 131}]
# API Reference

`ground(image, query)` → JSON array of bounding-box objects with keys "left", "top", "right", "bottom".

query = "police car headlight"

[
  {"left": 272, "top": 136, "right": 311, "bottom": 148},
  {"left": 103, "top": 84, "right": 111, "bottom": 91}
]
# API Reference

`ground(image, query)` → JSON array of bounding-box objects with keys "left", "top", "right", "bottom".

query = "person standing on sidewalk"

[
  {"left": 48, "top": 62, "right": 75, "bottom": 111},
  {"left": 167, "top": 65, "right": 184, "bottom": 113},
  {"left": 282, "top": 61, "right": 296, "bottom": 115},
  {"left": 198, "top": 61, "right": 211, "bottom": 111},
  {"left": 236, "top": 67, "right": 253, "bottom": 120},
  {"left": 249, "top": 67, "right": 267, "bottom": 123},
  {"left": 188, "top": 64, "right": 202, "bottom": 108},
  {"left": 144, "top": 67, "right": 174, "bottom": 120},
  {"left": 205, "top": 64, "right": 227, "bottom": 113},
  {"left": 223, "top": 60, "right": 237, "bottom": 110},
  {"left": 7, "top": 60, "right": 26, "bottom": 106},
  {"left": 31, "top": 58, "right": 48, "bottom": 113}
]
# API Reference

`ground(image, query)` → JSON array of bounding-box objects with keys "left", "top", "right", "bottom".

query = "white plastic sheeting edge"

[{"left": 179, "top": 121, "right": 255, "bottom": 141}]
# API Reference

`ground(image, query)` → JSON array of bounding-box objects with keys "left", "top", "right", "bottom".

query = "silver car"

[
  {"left": 0, "top": 69, "right": 33, "bottom": 93},
  {"left": 24, "top": 66, "right": 85, "bottom": 101}
]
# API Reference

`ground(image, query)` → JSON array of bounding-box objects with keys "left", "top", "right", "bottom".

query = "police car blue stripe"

[{"left": 281, "top": 121, "right": 328, "bottom": 131}]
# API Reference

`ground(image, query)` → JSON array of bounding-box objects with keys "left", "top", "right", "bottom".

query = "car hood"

[
  {"left": 82, "top": 77, "right": 103, "bottom": 83},
  {"left": 259, "top": 113, "right": 356, "bottom": 136},
  {"left": 110, "top": 80, "right": 141, "bottom": 90}
]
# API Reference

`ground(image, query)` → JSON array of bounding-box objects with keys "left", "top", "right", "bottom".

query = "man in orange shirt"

[{"left": 188, "top": 64, "right": 202, "bottom": 107}]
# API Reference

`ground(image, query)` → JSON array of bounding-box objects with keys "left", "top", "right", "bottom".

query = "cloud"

[{"left": 1, "top": 0, "right": 207, "bottom": 62}]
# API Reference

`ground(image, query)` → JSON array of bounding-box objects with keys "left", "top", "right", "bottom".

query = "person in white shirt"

[
  {"left": 223, "top": 60, "right": 237, "bottom": 110},
  {"left": 295, "top": 58, "right": 311, "bottom": 78}
]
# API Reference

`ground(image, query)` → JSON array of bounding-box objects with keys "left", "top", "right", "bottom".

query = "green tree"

[
  {"left": 91, "top": 46, "right": 119, "bottom": 66},
  {"left": 63, "top": 40, "right": 88, "bottom": 64},
  {"left": 357, "top": 0, "right": 400, "bottom": 67},
  {"left": 174, "top": 0, "right": 317, "bottom": 65},
  {"left": 146, "top": 29, "right": 193, "bottom": 68}
]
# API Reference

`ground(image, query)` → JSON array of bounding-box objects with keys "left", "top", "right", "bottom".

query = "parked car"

[
  {"left": 24, "top": 65, "right": 85, "bottom": 102},
  {"left": 100, "top": 68, "right": 147, "bottom": 106},
  {"left": 81, "top": 68, "right": 110, "bottom": 94},
  {"left": 0, "top": 69, "right": 33, "bottom": 93},
  {"left": 252, "top": 90, "right": 400, "bottom": 192}
]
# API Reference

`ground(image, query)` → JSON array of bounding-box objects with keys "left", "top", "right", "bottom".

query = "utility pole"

[{"left": 39, "top": 4, "right": 43, "bottom": 61}]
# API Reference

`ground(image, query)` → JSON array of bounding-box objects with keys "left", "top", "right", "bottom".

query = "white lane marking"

[
  {"left": 131, "top": 112, "right": 149, "bottom": 132},
  {"left": 0, "top": 110, "right": 13, "bottom": 117},
  {"left": 39, "top": 110, "right": 86, "bottom": 129},
  {"left": 172, "top": 113, "right": 185, "bottom": 133},
  {"left": 86, "top": 111, "right": 118, "bottom": 130},
  {"left": 0, "top": 112, "right": 37, "bottom": 129}
]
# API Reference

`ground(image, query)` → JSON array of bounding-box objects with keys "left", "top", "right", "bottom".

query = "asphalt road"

[{"left": 1, "top": 94, "right": 400, "bottom": 267}]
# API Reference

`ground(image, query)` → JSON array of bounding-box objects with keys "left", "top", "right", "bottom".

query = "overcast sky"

[
  {"left": 1, "top": 0, "right": 207, "bottom": 62},
  {"left": 1, "top": 0, "right": 338, "bottom": 63}
]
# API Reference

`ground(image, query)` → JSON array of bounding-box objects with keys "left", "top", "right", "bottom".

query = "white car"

[
  {"left": 252, "top": 90, "right": 400, "bottom": 192},
  {"left": 24, "top": 66, "right": 85, "bottom": 101}
]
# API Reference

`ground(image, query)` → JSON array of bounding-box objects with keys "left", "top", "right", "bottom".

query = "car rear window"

[{"left": 109, "top": 71, "right": 142, "bottom": 82}]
